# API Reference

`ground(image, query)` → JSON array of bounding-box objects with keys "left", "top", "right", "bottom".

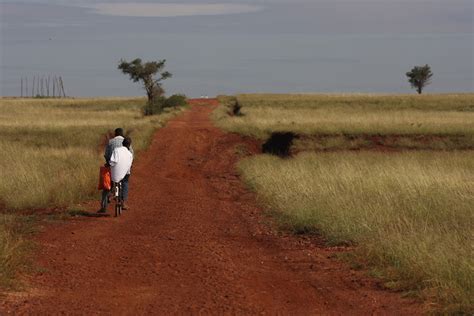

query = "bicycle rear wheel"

[
  {"left": 114, "top": 182, "right": 123, "bottom": 217},
  {"left": 114, "top": 183, "right": 120, "bottom": 217}
]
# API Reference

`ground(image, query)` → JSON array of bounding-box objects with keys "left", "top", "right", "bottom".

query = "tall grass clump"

[
  {"left": 239, "top": 151, "right": 473, "bottom": 313},
  {"left": 0, "top": 214, "right": 33, "bottom": 288}
]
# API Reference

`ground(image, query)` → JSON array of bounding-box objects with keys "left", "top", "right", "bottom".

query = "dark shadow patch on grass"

[{"left": 262, "top": 132, "right": 296, "bottom": 157}]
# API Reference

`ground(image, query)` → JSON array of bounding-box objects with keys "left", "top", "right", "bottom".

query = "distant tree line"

[
  {"left": 117, "top": 58, "right": 436, "bottom": 99},
  {"left": 15, "top": 61, "right": 435, "bottom": 98}
]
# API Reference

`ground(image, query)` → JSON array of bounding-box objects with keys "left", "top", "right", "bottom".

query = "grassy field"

[
  {"left": 239, "top": 152, "right": 473, "bottom": 313},
  {"left": 214, "top": 94, "right": 474, "bottom": 313},
  {"left": 0, "top": 97, "right": 180, "bottom": 288},
  {"left": 0, "top": 97, "right": 180, "bottom": 209},
  {"left": 215, "top": 94, "right": 474, "bottom": 144}
]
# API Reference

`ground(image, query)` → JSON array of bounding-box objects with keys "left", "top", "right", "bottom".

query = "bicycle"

[{"left": 113, "top": 180, "right": 124, "bottom": 217}]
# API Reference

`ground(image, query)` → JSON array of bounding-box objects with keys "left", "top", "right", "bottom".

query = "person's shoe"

[
  {"left": 97, "top": 208, "right": 107, "bottom": 214},
  {"left": 122, "top": 203, "right": 129, "bottom": 210}
]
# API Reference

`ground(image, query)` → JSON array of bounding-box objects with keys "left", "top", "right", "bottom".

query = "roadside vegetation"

[
  {"left": 214, "top": 93, "right": 474, "bottom": 313},
  {"left": 0, "top": 97, "right": 183, "bottom": 288},
  {"left": 239, "top": 152, "right": 473, "bottom": 313},
  {"left": 215, "top": 94, "right": 474, "bottom": 146},
  {"left": 0, "top": 214, "right": 34, "bottom": 289}
]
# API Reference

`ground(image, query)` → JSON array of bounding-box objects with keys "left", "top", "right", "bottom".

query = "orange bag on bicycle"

[{"left": 98, "top": 166, "right": 112, "bottom": 190}]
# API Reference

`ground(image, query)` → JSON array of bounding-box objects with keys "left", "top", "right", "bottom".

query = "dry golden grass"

[
  {"left": 0, "top": 97, "right": 178, "bottom": 209},
  {"left": 214, "top": 93, "right": 474, "bottom": 313},
  {"left": 0, "top": 97, "right": 180, "bottom": 288},
  {"left": 215, "top": 94, "right": 474, "bottom": 140},
  {"left": 0, "top": 214, "right": 33, "bottom": 288},
  {"left": 239, "top": 151, "right": 474, "bottom": 313},
  {"left": 236, "top": 93, "right": 474, "bottom": 111}
]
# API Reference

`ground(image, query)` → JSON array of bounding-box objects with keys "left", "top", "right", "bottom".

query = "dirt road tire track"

[{"left": 1, "top": 99, "right": 421, "bottom": 314}]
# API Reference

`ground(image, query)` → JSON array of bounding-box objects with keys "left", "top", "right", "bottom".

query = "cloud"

[{"left": 86, "top": 3, "right": 263, "bottom": 17}]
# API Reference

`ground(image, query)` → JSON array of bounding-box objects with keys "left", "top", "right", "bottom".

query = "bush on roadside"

[
  {"left": 143, "top": 97, "right": 166, "bottom": 116},
  {"left": 144, "top": 94, "right": 187, "bottom": 115},
  {"left": 164, "top": 94, "right": 187, "bottom": 109}
]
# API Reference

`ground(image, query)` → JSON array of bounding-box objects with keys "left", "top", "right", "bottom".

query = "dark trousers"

[
  {"left": 122, "top": 174, "right": 130, "bottom": 201},
  {"left": 100, "top": 189, "right": 110, "bottom": 210}
]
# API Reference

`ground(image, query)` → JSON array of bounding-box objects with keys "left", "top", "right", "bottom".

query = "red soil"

[{"left": 1, "top": 99, "right": 422, "bottom": 314}]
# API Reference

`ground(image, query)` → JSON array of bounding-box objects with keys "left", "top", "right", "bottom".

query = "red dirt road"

[{"left": 1, "top": 100, "right": 421, "bottom": 314}]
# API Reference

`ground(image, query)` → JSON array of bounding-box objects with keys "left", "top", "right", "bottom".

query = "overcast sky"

[
  {"left": 1, "top": 1, "right": 473, "bottom": 96},
  {"left": 2, "top": 0, "right": 473, "bottom": 33}
]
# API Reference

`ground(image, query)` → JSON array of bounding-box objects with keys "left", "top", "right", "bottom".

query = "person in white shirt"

[
  {"left": 110, "top": 138, "right": 133, "bottom": 183},
  {"left": 98, "top": 137, "right": 133, "bottom": 214}
]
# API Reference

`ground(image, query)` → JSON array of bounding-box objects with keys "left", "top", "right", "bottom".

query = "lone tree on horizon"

[
  {"left": 118, "top": 58, "right": 172, "bottom": 103},
  {"left": 406, "top": 64, "right": 433, "bottom": 94}
]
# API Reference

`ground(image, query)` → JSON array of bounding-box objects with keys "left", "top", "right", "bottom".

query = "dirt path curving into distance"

[{"left": 1, "top": 99, "right": 421, "bottom": 314}]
